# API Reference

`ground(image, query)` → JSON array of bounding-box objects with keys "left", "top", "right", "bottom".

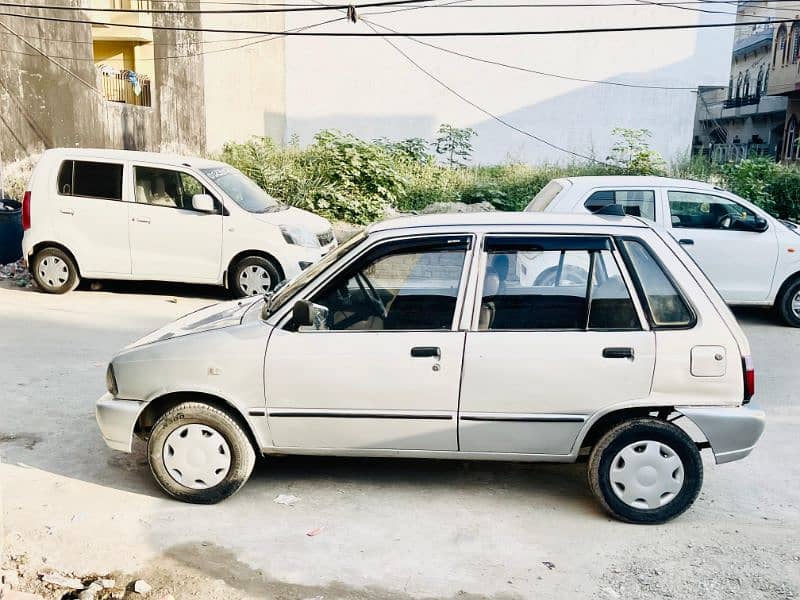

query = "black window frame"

[
  {"left": 477, "top": 235, "right": 643, "bottom": 332},
  {"left": 56, "top": 159, "right": 125, "bottom": 202},
  {"left": 614, "top": 235, "right": 697, "bottom": 330},
  {"left": 284, "top": 234, "right": 474, "bottom": 333}
]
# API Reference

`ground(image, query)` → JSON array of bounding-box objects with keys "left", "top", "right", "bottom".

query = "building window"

[
  {"left": 727, "top": 77, "right": 733, "bottom": 100},
  {"left": 775, "top": 25, "right": 787, "bottom": 66},
  {"left": 736, "top": 73, "right": 743, "bottom": 99},
  {"left": 792, "top": 24, "right": 800, "bottom": 63},
  {"left": 763, "top": 69, "right": 769, "bottom": 95},
  {"left": 744, "top": 71, "right": 751, "bottom": 97},
  {"left": 756, "top": 69, "right": 763, "bottom": 98},
  {"left": 785, "top": 116, "right": 797, "bottom": 160}
]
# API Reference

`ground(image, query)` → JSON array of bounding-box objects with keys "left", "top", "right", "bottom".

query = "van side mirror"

[
  {"left": 293, "top": 299, "right": 329, "bottom": 331},
  {"left": 192, "top": 193, "right": 215, "bottom": 213}
]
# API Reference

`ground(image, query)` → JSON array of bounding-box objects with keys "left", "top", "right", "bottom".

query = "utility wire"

[
  {"left": 364, "top": 17, "right": 698, "bottom": 89},
  {"left": 1, "top": 9, "right": 788, "bottom": 37},
  {"left": 358, "top": 19, "right": 607, "bottom": 163}
]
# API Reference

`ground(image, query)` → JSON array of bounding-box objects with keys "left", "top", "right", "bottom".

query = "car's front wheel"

[
  {"left": 147, "top": 402, "right": 256, "bottom": 504},
  {"left": 229, "top": 256, "right": 281, "bottom": 298},
  {"left": 777, "top": 278, "right": 800, "bottom": 327},
  {"left": 588, "top": 418, "right": 703, "bottom": 524}
]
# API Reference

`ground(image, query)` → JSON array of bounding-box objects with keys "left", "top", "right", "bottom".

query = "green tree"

[
  {"left": 434, "top": 124, "right": 477, "bottom": 167},
  {"left": 607, "top": 128, "right": 666, "bottom": 175}
]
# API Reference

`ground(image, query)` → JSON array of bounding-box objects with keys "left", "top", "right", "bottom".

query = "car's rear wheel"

[
  {"left": 588, "top": 418, "right": 702, "bottom": 524},
  {"left": 777, "top": 278, "right": 800, "bottom": 327},
  {"left": 230, "top": 256, "right": 281, "bottom": 298},
  {"left": 31, "top": 246, "right": 79, "bottom": 294},
  {"left": 147, "top": 402, "right": 256, "bottom": 504}
]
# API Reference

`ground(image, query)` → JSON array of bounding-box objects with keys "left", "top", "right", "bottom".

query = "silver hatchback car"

[{"left": 97, "top": 213, "right": 764, "bottom": 523}]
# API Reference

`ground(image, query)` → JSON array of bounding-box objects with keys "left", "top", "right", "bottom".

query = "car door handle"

[
  {"left": 411, "top": 346, "right": 441, "bottom": 358},
  {"left": 603, "top": 347, "right": 634, "bottom": 359},
  {"left": 134, "top": 216, "right": 151, "bottom": 224},
  {"left": 59, "top": 208, "right": 74, "bottom": 215},
  {"left": 678, "top": 238, "right": 694, "bottom": 245}
]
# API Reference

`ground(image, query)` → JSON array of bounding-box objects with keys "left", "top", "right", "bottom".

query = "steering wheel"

[
  {"left": 355, "top": 272, "right": 388, "bottom": 318},
  {"left": 715, "top": 214, "right": 733, "bottom": 230}
]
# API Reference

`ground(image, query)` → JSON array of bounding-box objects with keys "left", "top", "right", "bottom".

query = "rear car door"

[
  {"left": 55, "top": 159, "right": 131, "bottom": 275},
  {"left": 129, "top": 165, "right": 223, "bottom": 282},
  {"left": 459, "top": 235, "right": 655, "bottom": 455},
  {"left": 264, "top": 235, "right": 472, "bottom": 451},
  {"left": 666, "top": 189, "right": 778, "bottom": 302}
]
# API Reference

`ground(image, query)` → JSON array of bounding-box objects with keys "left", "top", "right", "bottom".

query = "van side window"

[
  {"left": 618, "top": 239, "right": 694, "bottom": 328},
  {"left": 668, "top": 191, "right": 759, "bottom": 230},
  {"left": 479, "top": 239, "right": 640, "bottom": 331},
  {"left": 134, "top": 166, "right": 213, "bottom": 211},
  {"left": 57, "top": 160, "right": 123, "bottom": 201},
  {"left": 585, "top": 190, "right": 656, "bottom": 221}
]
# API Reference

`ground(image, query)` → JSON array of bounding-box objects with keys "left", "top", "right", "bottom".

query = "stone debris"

[
  {"left": 1, "top": 592, "right": 45, "bottom": 600},
  {"left": 77, "top": 580, "right": 105, "bottom": 600},
  {"left": 0, "top": 260, "right": 32, "bottom": 288},
  {"left": 273, "top": 494, "right": 300, "bottom": 507},
  {"left": 40, "top": 572, "right": 84, "bottom": 589},
  {"left": 133, "top": 579, "right": 152, "bottom": 594}
]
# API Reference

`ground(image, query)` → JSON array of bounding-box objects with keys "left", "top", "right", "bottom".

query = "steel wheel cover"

[
  {"left": 609, "top": 440, "right": 685, "bottom": 509},
  {"left": 792, "top": 291, "right": 800, "bottom": 318},
  {"left": 163, "top": 424, "right": 232, "bottom": 490},
  {"left": 239, "top": 265, "right": 271, "bottom": 296},
  {"left": 38, "top": 255, "right": 69, "bottom": 288}
]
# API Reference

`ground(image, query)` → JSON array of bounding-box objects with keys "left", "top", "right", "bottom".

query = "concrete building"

[
  {"left": 693, "top": 0, "right": 787, "bottom": 162},
  {"left": 284, "top": 3, "right": 734, "bottom": 164},
  {"left": 767, "top": 0, "right": 800, "bottom": 161},
  {"left": 0, "top": 1, "right": 285, "bottom": 163}
]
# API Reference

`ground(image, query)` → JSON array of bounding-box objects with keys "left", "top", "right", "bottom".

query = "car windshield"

[
  {"left": 200, "top": 166, "right": 286, "bottom": 213},
  {"left": 265, "top": 231, "right": 368, "bottom": 316}
]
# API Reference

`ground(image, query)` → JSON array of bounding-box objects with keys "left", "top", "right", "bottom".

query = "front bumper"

[
  {"left": 279, "top": 241, "right": 337, "bottom": 280},
  {"left": 95, "top": 392, "right": 144, "bottom": 453},
  {"left": 678, "top": 404, "right": 766, "bottom": 464}
]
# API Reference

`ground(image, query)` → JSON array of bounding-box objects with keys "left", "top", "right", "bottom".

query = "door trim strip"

[
  {"left": 268, "top": 409, "right": 454, "bottom": 420},
  {"left": 459, "top": 413, "right": 587, "bottom": 423}
]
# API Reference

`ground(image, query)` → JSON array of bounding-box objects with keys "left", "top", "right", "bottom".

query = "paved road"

[{"left": 1, "top": 282, "right": 798, "bottom": 600}]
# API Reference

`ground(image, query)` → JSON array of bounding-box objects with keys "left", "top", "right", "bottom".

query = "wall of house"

[{"left": 284, "top": 4, "right": 734, "bottom": 164}]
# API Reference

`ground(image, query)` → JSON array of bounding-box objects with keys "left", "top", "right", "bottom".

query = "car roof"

[
  {"left": 42, "top": 147, "right": 227, "bottom": 170},
  {"left": 367, "top": 211, "right": 649, "bottom": 233},
  {"left": 557, "top": 176, "right": 719, "bottom": 190}
]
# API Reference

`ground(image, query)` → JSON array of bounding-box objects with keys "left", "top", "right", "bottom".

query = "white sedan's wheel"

[
  {"left": 163, "top": 424, "right": 232, "bottom": 490},
  {"left": 609, "top": 440, "right": 684, "bottom": 509}
]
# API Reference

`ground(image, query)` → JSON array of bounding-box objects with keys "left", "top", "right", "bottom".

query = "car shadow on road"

[
  {"left": 730, "top": 306, "right": 782, "bottom": 327},
  {"left": 77, "top": 278, "right": 231, "bottom": 301}
]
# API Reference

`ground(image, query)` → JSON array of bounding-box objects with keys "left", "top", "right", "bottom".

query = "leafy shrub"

[
  {"left": 766, "top": 168, "right": 800, "bottom": 220},
  {"left": 606, "top": 128, "right": 666, "bottom": 176},
  {"left": 720, "top": 158, "right": 779, "bottom": 209}
]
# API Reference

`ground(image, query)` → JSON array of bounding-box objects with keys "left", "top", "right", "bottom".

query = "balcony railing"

[
  {"left": 98, "top": 69, "right": 152, "bottom": 107},
  {"left": 723, "top": 94, "right": 762, "bottom": 109}
]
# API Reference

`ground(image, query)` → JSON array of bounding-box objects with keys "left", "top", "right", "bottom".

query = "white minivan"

[
  {"left": 21, "top": 148, "right": 336, "bottom": 297},
  {"left": 525, "top": 176, "right": 800, "bottom": 326}
]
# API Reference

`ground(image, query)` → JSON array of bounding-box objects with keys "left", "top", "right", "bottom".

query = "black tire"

[
  {"left": 777, "top": 278, "right": 800, "bottom": 327},
  {"left": 31, "top": 246, "right": 79, "bottom": 294},
  {"left": 147, "top": 402, "right": 256, "bottom": 504},
  {"left": 588, "top": 418, "right": 703, "bottom": 524},
  {"left": 229, "top": 255, "right": 281, "bottom": 298}
]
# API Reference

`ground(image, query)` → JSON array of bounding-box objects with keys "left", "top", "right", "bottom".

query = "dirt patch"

[{"left": 0, "top": 432, "right": 42, "bottom": 450}]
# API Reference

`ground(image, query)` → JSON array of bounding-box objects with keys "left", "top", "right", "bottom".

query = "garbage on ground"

[
  {"left": 306, "top": 526, "right": 324, "bottom": 537},
  {"left": 133, "top": 579, "right": 152, "bottom": 594},
  {"left": 0, "top": 260, "right": 32, "bottom": 288},
  {"left": 273, "top": 494, "right": 300, "bottom": 506}
]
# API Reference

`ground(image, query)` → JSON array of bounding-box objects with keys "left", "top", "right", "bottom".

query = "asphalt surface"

[{"left": 1, "top": 280, "right": 798, "bottom": 600}]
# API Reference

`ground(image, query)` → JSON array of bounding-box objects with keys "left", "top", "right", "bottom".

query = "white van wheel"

[
  {"left": 32, "top": 247, "right": 79, "bottom": 294},
  {"left": 230, "top": 256, "right": 280, "bottom": 298}
]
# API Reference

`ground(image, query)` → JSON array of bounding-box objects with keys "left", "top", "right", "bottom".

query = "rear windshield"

[{"left": 526, "top": 181, "right": 564, "bottom": 212}]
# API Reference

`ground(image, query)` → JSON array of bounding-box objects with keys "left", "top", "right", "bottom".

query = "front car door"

[
  {"left": 55, "top": 159, "right": 131, "bottom": 276},
  {"left": 665, "top": 189, "right": 779, "bottom": 302},
  {"left": 129, "top": 165, "right": 223, "bottom": 282},
  {"left": 459, "top": 235, "right": 656, "bottom": 455},
  {"left": 264, "top": 235, "right": 473, "bottom": 451}
]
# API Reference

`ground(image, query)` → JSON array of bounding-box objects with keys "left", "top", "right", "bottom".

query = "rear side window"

[
  {"left": 526, "top": 181, "right": 563, "bottom": 212},
  {"left": 479, "top": 238, "right": 640, "bottom": 331},
  {"left": 585, "top": 190, "right": 656, "bottom": 221},
  {"left": 57, "top": 160, "right": 123, "bottom": 201},
  {"left": 618, "top": 238, "right": 694, "bottom": 328}
]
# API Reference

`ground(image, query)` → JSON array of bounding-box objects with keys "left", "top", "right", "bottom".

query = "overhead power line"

[
  {"left": 363, "top": 17, "right": 698, "bottom": 89},
  {"left": 0, "top": 9, "right": 784, "bottom": 37}
]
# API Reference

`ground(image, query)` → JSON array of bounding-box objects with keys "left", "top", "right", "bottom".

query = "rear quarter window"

[
  {"left": 526, "top": 181, "right": 564, "bottom": 212},
  {"left": 57, "top": 160, "right": 123, "bottom": 201}
]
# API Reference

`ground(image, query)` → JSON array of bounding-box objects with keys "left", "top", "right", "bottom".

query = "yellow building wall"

[{"left": 92, "top": 39, "right": 154, "bottom": 78}]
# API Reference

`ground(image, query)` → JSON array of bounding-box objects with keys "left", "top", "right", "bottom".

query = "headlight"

[
  {"left": 106, "top": 363, "right": 118, "bottom": 396},
  {"left": 280, "top": 225, "right": 320, "bottom": 248}
]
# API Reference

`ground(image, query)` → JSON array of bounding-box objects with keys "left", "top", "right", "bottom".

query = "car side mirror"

[
  {"left": 752, "top": 217, "right": 769, "bottom": 232},
  {"left": 293, "top": 299, "right": 329, "bottom": 331},
  {"left": 192, "top": 193, "right": 215, "bottom": 213},
  {"left": 734, "top": 216, "right": 769, "bottom": 232}
]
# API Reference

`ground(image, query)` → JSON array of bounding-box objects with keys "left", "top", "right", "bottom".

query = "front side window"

[
  {"left": 481, "top": 239, "right": 640, "bottom": 331},
  {"left": 584, "top": 189, "right": 656, "bottom": 221},
  {"left": 297, "top": 237, "right": 468, "bottom": 331},
  {"left": 57, "top": 160, "right": 123, "bottom": 201},
  {"left": 668, "top": 191, "right": 760, "bottom": 231},
  {"left": 619, "top": 238, "right": 693, "bottom": 328},
  {"left": 134, "top": 166, "right": 212, "bottom": 211}
]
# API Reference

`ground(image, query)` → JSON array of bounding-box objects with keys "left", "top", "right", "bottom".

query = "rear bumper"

[
  {"left": 678, "top": 404, "right": 766, "bottom": 464},
  {"left": 95, "top": 392, "right": 143, "bottom": 453}
]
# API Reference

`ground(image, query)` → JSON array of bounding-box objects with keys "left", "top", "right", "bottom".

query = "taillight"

[
  {"left": 22, "top": 191, "right": 31, "bottom": 230},
  {"left": 742, "top": 355, "right": 755, "bottom": 403}
]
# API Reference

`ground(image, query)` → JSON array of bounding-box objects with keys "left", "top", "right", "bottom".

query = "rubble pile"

[{"left": 0, "top": 260, "right": 32, "bottom": 288}]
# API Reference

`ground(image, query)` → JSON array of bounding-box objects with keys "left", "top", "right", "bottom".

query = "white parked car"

[
  {"left": 525, "top": 176, "right": 800, "bottom": 326},
  {"left": 96, "top": 212, "right": 764, "bottom": 523},
  {"left": 21, "top": 148, "right": 336, "bottom": 297}
]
